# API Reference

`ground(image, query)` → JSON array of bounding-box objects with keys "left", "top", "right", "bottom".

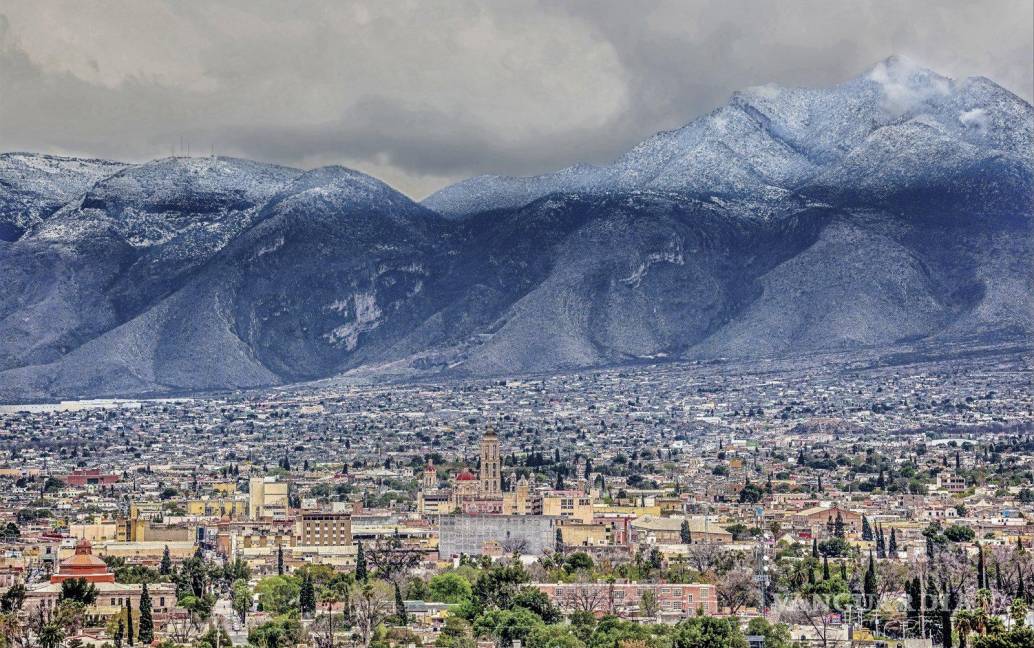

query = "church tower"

[{"left": 479, "top": 429, "right": 501, "bottom": 498}]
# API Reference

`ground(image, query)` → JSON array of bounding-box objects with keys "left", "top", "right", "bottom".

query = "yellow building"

[
  {"left": 503, "top": 476, "right": 532, "bottom": 515},
  {"left": 542, "top": 491, "right": 594, "bottom": 524},
  {"left": 186, "top": 498, "right": 247, "bottom": 518},
  {"left": 69, "top": 523, "right": 120, "bottom": 542},
  {"left": 555, "top": 523, "right": 610, "bottom": 546},
  {"left": 249, "top": 476, "right": 290, "bottom": 520}
]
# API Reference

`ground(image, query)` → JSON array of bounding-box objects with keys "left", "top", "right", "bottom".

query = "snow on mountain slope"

[
  {"left": 423, "top": 56, "right": 1033, "bottom": 219},
  {"left": 0, "top": 153, "right": 127, "bottom": 241}
]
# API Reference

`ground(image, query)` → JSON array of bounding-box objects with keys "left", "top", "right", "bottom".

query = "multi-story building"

[
  {"left": 535, "top": 581, "right": 718, "bottom": 618},
  {"left": 249, "top": 476, "right": 290, "bottom": 520},
  {"left": 295, "top": 512, "right": 352, "bottom": 546}
]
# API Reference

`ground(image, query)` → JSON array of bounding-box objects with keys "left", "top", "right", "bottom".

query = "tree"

[
  {"left": 277, "top": 543, "right": 285, "bottom": 576},
  {"left": 746, "top": 617, "right": 793, "bottom": 648},
  {"left": 1, "top": 582, "right": 26, "bottom": 613},
  {"left": 428, "top": 573, "right": 473, "bottom": 604},
  {"left": 232, "top": 578, "right": 251, "bottom": 624},
  {"left": 256, "top": 575, "right": 300, "bottom": 615},
  {"left": 945, "top": 525, "right": 976, "bottom": 543},
  {"left": 356, "top": 541, "right": 368, "bottom": 582},
  {"left": 137, "top": 583, "right": 153, "bottom": 644},
  {"left": 834, "top": 512, "right": 845, "bottom": 539},
  {"left": 672, "top": 615, "right": 747, "bottom": 648},
  {"left": 159, "top": 545, "right": 172, "bottom": 576},
  {"left": 300, "top": 574, "right": 317, "bottom": 617},
  {"left": 511, "top": 587, "right": 562, "bottom": 624},
  {"left": 862, "top": 515, "right": 874, "bottom": 541},
  {"left": 889, "top": 528, "right": 898, "bottom": 558},
  {"left": 59, "top": 578, "right": 98, "bottom": 605},
  {"left": 353, "top": 581, "right": 394, "bottom": 647},
  {"left": 716, "top": 568, "right": 757, "bottom": 614},
  {"left": 638, "top": 590, "right": 659, "bottom": 618},
  {"left": 394, "top": 581, "right": 408, "bottom": 625},
  {"left": 680, "top": 520, "right": 692, "bottom": 545},
  {"left": 366, "top": 532, "right": 421, "bottom": 583},
  {"left": 114, "top": 617, "right": 125, "bottom": 648},
  {"left": 126, "top": 598, "right": 134, "bottom": 647},
  {"left": 864, "top": 552, "right": 877, "bottom": 610},
  {"left": 739, "top": 480, "right": 763, "bottom": 504}
]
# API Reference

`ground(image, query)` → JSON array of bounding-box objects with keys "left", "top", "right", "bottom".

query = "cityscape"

[
  {"left": 1, "top": 2, "right": 1033, "bottom": 648},
  {"left": 1, "top": 350, "right": 1032, "bottom": 647}
]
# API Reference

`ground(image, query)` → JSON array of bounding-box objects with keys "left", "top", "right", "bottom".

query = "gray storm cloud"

[{"left": 1, "top": 0, "right": 1031, "bottom": 198}]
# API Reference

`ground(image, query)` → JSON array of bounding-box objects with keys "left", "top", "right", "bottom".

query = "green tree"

[
  {"left": 428, "top": 573, "right": 473, "bottom": 604},
  {"left": 126, "top": 598, "right": 134, "bottom": 647},
  {"left": 59, "top": 578, "right": 98, "bottom": 605},
  {"left": 672, "top": 615, "right": 747, "bottom": 648},
  {"left": 746, "top": 617, "right": 793, "bottom": 648},
  {"left": 511, "top": 587, "right": 562, "bottom": 624},
  {"left": 299, "top": 574, "right": 316, "bottom": 617},
  {"left": 137, "top": 583, "right": 153, "bottom": 644},
  {"left": 232, "top": 578, "right": 251, "bottom": 624},
  {"left": 394, "top": 581, "right": 408, "bottom": 625},
  {"left": 639, "top": 590, "right": 659, "bottom": 618},
  {"left": 256, "top": 576, "right": 300, "bottom": 615},
  {"left": 159, "top": 545, "right": 172, "bottom": 576},
  {"left": 0, "top": 582, "right": 26, "bottom": 612},
  {"left": 680, "top": 520, "right": 692, "bottom": 545},
  {"left": 356, "top": 541, "right": 368, "bottom": 582}
]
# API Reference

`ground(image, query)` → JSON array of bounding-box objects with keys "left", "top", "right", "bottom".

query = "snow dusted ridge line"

[{"left": 0, "top": 56, "right": 1030, "bottom": 401}]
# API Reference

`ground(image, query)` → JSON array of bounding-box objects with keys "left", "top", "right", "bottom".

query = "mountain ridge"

[{"left": 0, "top": 56, "right": 1031, "bottom": 402}]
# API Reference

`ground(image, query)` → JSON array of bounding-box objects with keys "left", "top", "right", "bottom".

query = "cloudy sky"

[{"left": 1, "top": 1, "right": 1031, "bottom": 198}]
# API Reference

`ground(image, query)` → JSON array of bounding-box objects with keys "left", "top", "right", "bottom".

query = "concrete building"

[
  {"left": 295, "top": 512, "right": 352, "bottom": 546},
  {"left": 439, "top": 515, "right": 556, "bottom": 557},
  {"left": 249, "top": 476, "right": 289, "bottom": 520}
]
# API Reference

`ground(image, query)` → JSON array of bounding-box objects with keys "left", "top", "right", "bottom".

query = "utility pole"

[{"left": 753, "top": 506, "right": 770, "bottom": 617}]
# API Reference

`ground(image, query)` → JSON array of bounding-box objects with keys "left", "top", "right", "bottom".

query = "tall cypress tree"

[
  {"left": 159, "top": 545, "right": 171, "bottom": 576},
  {"left": 861, "top": 515, "right": 873, "bottom": 541},
  {"left": 680, "top": 519, "right": 692, "bottom": 545},
  {"left": 299, "top": 574, "right": 316, "bottom": 617},
  {"left": 356, "top": 541, "right": 367, "bottom": 581},
  {"left": 889, "top": 528, "right": 898, "bottom": 558},
  {"left": 138, "top": 583, "right": 153, "bottom": 644},
  {"left": 977, "top": 543, "right": 987, "bottom": 590},
  {"left": 864, "top": 551, "right": 877, "bottom": 611},
  {"left": 126, "top": 598, "right": 134, "bottom": 646},
  {"left": 394, "top": 581, "right": 408, "bottom": 625},
  {"left": 276, "top": 543, "right": 284, "bottom": 576},
  {"left": 823, "top": 556, "right": 830, "bottom": 581}
]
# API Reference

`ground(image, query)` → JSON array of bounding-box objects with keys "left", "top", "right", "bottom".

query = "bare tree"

[
  {"left": 778, "top": 595, "right": 849, "bottom": 648},
  {"left": 684, "top": 543, "right": 723, "bottom": 574},
  {"left": 351, "top": 582, "right": 393, "bottom": 648},
  {"left": 716, "top": 567, "right": 758, "bottom": 615},
  {"left": 563, "top": 577, "right": 608, "bottom": 614},
  {"left": 365, "top": 532, "right": 422, "bottom": 585}
]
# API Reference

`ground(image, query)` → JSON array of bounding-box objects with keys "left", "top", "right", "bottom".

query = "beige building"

[
  {"left": 295, "top": 512, "right": 352, "bottom": 546},
  {"left": 542, "top": 491, "right": 594, "bottom": 524},
  {"left": 249, "top": 476, "right": 290, "bottom": 520},
  {"left": 479, "top": 429, "right": 502, "bottom": 498}
]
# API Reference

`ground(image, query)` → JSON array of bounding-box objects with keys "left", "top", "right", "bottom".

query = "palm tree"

[
  {"left": 954, "top": 608, "right": 979, "bottom": 648},
  {"left": 38, "top": 621, "right": 65, "bottom": 648}
]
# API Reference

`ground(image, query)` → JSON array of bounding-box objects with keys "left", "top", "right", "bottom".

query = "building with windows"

[{"left": 295, "top": 512, "right": 352, "bottom": 546}]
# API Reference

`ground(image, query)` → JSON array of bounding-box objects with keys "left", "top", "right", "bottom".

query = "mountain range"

[{"left": 0, "top": 56, "right": 1031, "bottom": 401}]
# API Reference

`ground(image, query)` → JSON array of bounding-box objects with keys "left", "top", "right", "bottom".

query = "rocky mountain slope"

[{"left": 0, "top": 57, "right": 1030, "bottom": 401}]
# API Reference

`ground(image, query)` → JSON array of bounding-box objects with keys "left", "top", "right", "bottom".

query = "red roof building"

[{"left": 51, "top": 539, "right": 115, "bottom": 584}]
